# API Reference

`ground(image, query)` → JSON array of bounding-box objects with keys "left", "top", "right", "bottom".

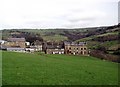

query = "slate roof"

[
  {"left": 64, "top": 41, "right": 87, "bottom": 46},
  {"left": 46, "top": 45, "right": 63, "bottom": 49},
  {"left": 8, "top": 38, "right": 25, "bottom": 42},
  {"left": 7, "top": 47, "right": 25, "bottom": 50}
]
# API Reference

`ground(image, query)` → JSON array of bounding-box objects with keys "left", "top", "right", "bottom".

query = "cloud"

[
  {"left": 118, "top": 1, "right": 120, "bottom": 23},
  {"left": 0, "top": 0, "right": 118, "bottom": 29}
]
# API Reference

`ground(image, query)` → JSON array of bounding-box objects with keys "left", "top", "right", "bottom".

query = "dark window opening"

[{"left": 81, "top": 51, "right": 83, "bottom": 54}]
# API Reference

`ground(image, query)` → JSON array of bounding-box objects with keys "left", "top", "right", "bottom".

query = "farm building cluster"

[{"left": 0, "top": 38, "right": 89, "bottom": 55}]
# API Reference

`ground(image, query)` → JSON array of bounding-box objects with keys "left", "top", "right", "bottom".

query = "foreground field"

[
  {"left": 0, "top": 51, "right": 2, "bottom": 86},
  {"left": 2, "top": 51, "right": 118, "bottom": 85}
]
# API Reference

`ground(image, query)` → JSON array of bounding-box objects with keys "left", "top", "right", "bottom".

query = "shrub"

[{"left": 90, "top": 50, "right": 120, "bottom": 62}]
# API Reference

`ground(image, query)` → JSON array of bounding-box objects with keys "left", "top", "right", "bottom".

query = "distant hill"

[
  {"left": 75, "top": 24, "right": 119, "bottom": 58},
  {"left": 0, "top": 26, "right": 108, "bottom": 42},
  {"left": 1, "top": 24, "right": 119, "bottom": 61},
  {"left": 76, "top": 31, "right": 119, "bottom": 49}
]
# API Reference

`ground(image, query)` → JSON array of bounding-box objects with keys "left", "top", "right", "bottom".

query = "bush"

[
  {"left": 113, "top": 50, "right": 120, "bottom": 55},
  {"left": 90, "top": 50, "right": 120, "bottom": 62}
]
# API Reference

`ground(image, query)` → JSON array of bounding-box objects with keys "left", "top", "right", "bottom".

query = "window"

[
  {"left": 69, "top": 47, "right": 71, "bottom": 50},
  {"left": 77, "top": 48, "right": 78, "bottom": 50},
  {"left": 84, "top": 48, "right": 87, "bottom": 50},
  {"left": 81, "top": 48, "right": 83, "bottom": 50},
  {"left": 81, "top": 51, "right": 83, "bottom": 54},
  {"left": 84, "top": 51, "right": 87, "bottom": 54},
  {"left": 76, "top": 52, "right": 78, "bottom": 54}
]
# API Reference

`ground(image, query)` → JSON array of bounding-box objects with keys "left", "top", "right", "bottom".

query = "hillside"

[
  {"left": 76, "top": 27, "right": 119, "bottom": 52},
  {"left": 2, "top": 51, "right": 118, "bottom": 85},
  {"left": 1, "top": 24, "right": 119, "bottom": 62},
  {"left": 76, "top": 31, "right": 119, "bottom": 49},
  {"left": 1, "top": 25, "right": 119, "bottom": 42},
  {"left": 1, "top": 27, "right": 104, "bottom": 42}
]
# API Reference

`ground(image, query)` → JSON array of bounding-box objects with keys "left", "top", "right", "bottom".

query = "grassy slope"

[
  {"left": 17, "top": 29, "right": 85, "bottom": 42},
  {"left": 76, "top": 31, "right": 119, "bottom": 50},
  {"left": 42, "top": 35, "right": 68, "bottom": 42},
  {"left": 76, "top": 32, "right": 118, "bottom": 42},
  {"left": 97, "top": 32, "right": 119, "bottom": 37},
  {"left": 1, "top": 28, "right": 94, "bottom": 42},
  {"left": 2, "top": 51, "right": 118, "bottom": 85}
]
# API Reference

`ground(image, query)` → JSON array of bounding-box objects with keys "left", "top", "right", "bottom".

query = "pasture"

[{"left": 2, "top": 51, "right": 118, "bottom": 85}]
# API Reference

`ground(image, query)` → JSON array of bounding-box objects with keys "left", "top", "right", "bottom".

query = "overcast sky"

[{"left": 0, "top": 0, "right": 119, "bottom": 29}]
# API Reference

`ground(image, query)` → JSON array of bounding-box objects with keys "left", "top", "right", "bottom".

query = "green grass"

[
  {"left": 97, "top": 32, "right": 119, "bottom": 37},
  {"left": 2, "top": 51, "right": 118, "bottom": 85},
  {"left": 108, "top": 44, "right": 120, "bottom": 50},
  {"left": 0, "top": 51, "right": 2, "bottom": 86},
  {"left": 42, "top": 34, "right": 68, "bottom": 42},
  {"left": 100, "top": 41, "right": 118, "bottom": 50},
  {"left": 76, "top": 36, "right": 93, "bottom": 42},
  {"left": 76, "top": 31, "right": 118, "bottom": 42}
]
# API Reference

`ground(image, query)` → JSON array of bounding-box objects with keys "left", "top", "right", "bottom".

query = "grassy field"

[
  {"left": 0, "top": 51, "right": 2, "bottom": 86},
  {"left": 2, "top": 51, "right": 118, "bottom": 85}
]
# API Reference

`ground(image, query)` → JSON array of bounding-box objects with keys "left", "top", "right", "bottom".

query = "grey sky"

[
  {"left": 118, "top": 1, "right": 120, "bottom": 23},
  {"left": 0, "top": 0, "right": 119, "bottom": 29}
]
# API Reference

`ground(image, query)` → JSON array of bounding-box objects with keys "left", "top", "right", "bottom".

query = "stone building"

[
  {"left": 46, "top": 47, "right": 64, "bottom": 54},
  {"left": 7, "top": 47, "right": 25, "bottom": 52},
  {"left": 3, "top": 38, "right": 26, "bottom": 48},
  {"left": 44, "top": 42, "right": 64, "bottom": 54},
  {"left": 44, "top": 41, "right": 88, "bottom": 55},
  {"left": 33, "top": 40, "right": 42, "bottom": 51},
  {"left": 64, "top": 42, "right": 88, "bottom": 55}
]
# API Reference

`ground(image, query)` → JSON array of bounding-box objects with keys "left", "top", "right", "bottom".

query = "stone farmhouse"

[
  {"left": 1, "top": 38, "right": 26, "bottom": 52},
  {"left": 64, "top": 42, "right": 88, "bottom": 55},
  {"left": 4, "top": 38, "right": 26, "bottom": 48},
  {"left": 44, "top": 41, "right": 89, "bottom": 55},
  {"left": 0, "top": 38, "right": 43, "bottom": 52},
  {"left": 26, "top": 40, "right": 42, "bottom": 52}
]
